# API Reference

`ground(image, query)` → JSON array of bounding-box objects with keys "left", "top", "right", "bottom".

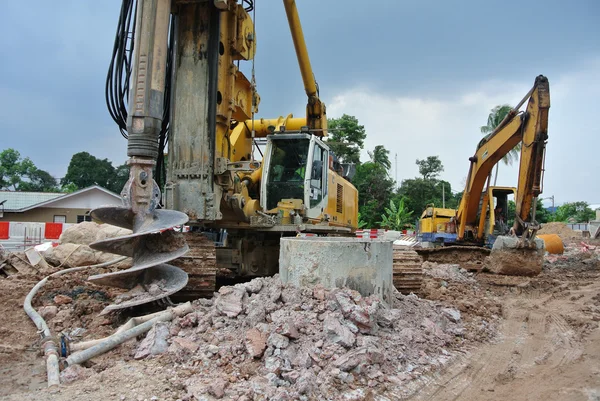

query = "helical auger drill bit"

[
  {"left": 86, "top": 0, "right": 190, "bottom": 314},
  {"left": 87, "top": 161, "right": 190, "bottom": 314}
]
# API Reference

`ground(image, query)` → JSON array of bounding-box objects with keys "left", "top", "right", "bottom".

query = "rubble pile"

[
  {"left": 538, "top": 222, "right": 579, "bottom": 239},
  {"left": 131, "top": 275, "right": 465, "bottom": 400},
  {"left": 545, "top": 242, "right": 600, "bottom": 269},
  {"left": 421, "top": 263, "right": 501, "bottom": 343},
  {"left": 43, "top": 222, "right": 132, "bottom": 269},
  {"left": 422, "top": 261, "right": 476, "bottom": 284}
]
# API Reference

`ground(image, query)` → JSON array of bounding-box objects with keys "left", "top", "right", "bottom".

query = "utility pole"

[
  {"left": 395, "top": 153, "right": 398, "bottom": 190},
  {"left": 442, "top": 182, "right": 445, "bottom": 208},
  {"left": 542, "top": 195, "right": 555, "bottom": 215}
]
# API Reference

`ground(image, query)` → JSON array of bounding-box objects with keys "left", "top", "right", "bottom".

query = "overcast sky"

[{"left": 1, "top": 0, "right": 598, "bottom": 205}]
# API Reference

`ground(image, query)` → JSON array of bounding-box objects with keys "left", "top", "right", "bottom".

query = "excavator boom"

[{"left": 457, "top": 75, "right": 550, "bottom": 243}]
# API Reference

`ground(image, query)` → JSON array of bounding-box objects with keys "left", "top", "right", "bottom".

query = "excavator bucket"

[{"left": 485, "top": 235, "right": 545, "bottom": 276}]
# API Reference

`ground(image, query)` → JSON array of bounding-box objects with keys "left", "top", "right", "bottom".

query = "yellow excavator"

[
  {"left": 415, "top": 75, "right": 561, "bottom": 275},
  {"left": 89, "top": 0, "right": 359, "bottom": 312}
]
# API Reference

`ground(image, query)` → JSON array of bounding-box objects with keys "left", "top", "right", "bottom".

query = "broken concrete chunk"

[
  {"left": 442, "top": 307, "right": 461, "bottom": 323},
  {"left": 215, "top": 286, "right": 247, "bottom": 317},
  {"left": 268, "top": 332, "right": 290, "bottom": 349},
  {"left": 279, "top": 320, "right": 299, "bottom": 339},
  {"left": 323, "top": 315, "right": 356, "bottom": 348},
  {"left": 244, "top": 278, "right": 263, "bottom": 294},
  {"left": 264, "top": 356, "right": 283, "bottom": 374},
  {"left": 245, "top": 328, "right": 267, "bottom": 358},
  {"left": 39, "top": 305, "right": 58, "bottom": 321},
  {"left": 53, "top": 294, "right": 73, "bottom": 305},
  {"left": 333, "top": 346, "right": 384, "bottom": 372},
  {"left": 281, "top": 370, "right": 301, "bottom": 384},
  {"left": 60, "top": 364, "right": 93, "bottom": 384},
  {"left": 208, "top": 378, "right": 228, "bottom": 399},
  {"left": 135, "top": 321, "right": 170, "bottom": 359},
  {"left": 170, "top": 337, "right": 199, "bottom": 354},
  {"left": 246, "top": 302, "right": 266, "bottom": 327}
]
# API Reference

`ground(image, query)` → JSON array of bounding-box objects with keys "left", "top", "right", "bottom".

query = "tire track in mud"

[{"left": 408, "top": 295, "right": 582, "bottom": 401}]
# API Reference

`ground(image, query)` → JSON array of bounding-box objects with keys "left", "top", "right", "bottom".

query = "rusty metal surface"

[
  {"left": 393, "top": 248, "right": 423, "bottom": 295},
  {"left": 99, "top": 263, "right": 189, "bottom": 314},
  {"left": 88, "top": 205, "right": 190, "bottom": 311},
  {"left": 170, "top": 233, "right": 217, "bottom": 300}
]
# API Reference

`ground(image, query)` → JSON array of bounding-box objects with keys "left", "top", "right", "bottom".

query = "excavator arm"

[
  {"left": 456, "top": 75, "right": 550, "bottom": 243},
  {"left": 513, "top": 77, "right": 550, "bottom": 239}
]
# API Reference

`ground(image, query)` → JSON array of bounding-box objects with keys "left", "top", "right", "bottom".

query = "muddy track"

[{"left": 408, "top": 270, "right": 600, "bottom": 401}]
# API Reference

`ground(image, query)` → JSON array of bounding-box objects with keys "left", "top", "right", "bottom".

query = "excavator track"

[
  {"left": 393, "top": 247, "right": 424, "bottom": 295},
  {"left": 415, "top": 245, "right": 491, "bottom": 272},
  {"left": 170, "top": 232, "right": 218, "bottom": 301}
]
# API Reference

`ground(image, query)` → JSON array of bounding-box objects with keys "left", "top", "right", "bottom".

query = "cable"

[
  {"left": 155, "top": 16, "right": 175, "bottom": 192},
  {"left": 242, "top": 0, "right": 254, "bottom": 12},
  {"left": 105, "top": 0, "right": 136, "bottom": 139},
  {"left": 105, "top": 1, "right": 173, "bottom": 193}
]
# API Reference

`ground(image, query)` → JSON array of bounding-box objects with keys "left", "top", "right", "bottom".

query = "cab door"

[{"left": 305, "top": 137, "right": 329, "bottom": 219}]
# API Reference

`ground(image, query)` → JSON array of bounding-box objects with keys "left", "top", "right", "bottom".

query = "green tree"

[
  {"left": 0, "top": 149, "right": 36, "bottom": 190},
  {"left": 368, "top": 145, "right": 392, "bottom": 170},
  {"left": 326, "top": 114, "right": 366, "bottom": 164},
  {"left": 507, "top": 199, "right": 551, "bottom": 227},
  {"left": 62, "top": 152, "right": 117, "bottom": 190},
  {"left": 552, "top": 201, "right": 595, "bottom": 223},
  {"left": 60, "top": 183, "right": 79, "bottom": 193},
  {"left": 353, "top": 162, "right": 395, "bottom": 227},
  {"left": 379, "top": 197, "right": 414, "bottom": 230},
  {"left": 416, "top": 156, "right": 443, "bottom": 180},
  {"left": 397, "top": 178, "right": 458, "bottom": 217},
  {"left": 480, "top": 104, "right": 520, "bottom": 185},
  {"left": 109, "top": 164, "right": 130, "bottom": 194},
  {"left": 19, "top": 169, "right": 59, "bottom": 192},
  {"left": 397, "top": 157, "right": 457, "bottom": 216}
]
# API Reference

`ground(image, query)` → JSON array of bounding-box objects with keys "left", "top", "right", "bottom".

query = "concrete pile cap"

[{"left": 279, "top": 237, "right": 393, "bottom": 305}]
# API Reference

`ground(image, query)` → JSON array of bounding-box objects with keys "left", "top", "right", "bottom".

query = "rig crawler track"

[
  {"left": 393, "top": 247, "right": 424, "bottom": 295},
  {"left": 170, "top": 233, "right": 217, "bottom": 300}
]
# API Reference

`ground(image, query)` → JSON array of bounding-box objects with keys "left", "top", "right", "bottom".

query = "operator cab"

[
  {"left": 261, "top": 132, "right": 329, "bottom": 219},
  {"left": 489, "top": 187, "right": 516, "bottom": 235}
]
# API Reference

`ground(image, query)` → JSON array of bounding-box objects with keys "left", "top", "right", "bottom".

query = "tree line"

[
  {"left": 327, "top": 112, "right": 596, "bottom": 228},
  {"left": 0, "top": 149, "right": 128, "bottom": 194},
  {"left": 1, "top": 107, "right": 596, "bottom": 226}
]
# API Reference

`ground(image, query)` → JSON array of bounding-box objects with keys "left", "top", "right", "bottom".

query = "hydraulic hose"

[
  {"left": 24, "top": 256, "right": 128, "bottom": 387},
  {"left": 65, "top": 302, "right": 192, "bottom": 366}
]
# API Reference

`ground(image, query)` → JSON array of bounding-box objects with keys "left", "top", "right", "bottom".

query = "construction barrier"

[
  {"left": 0, "top": 221, "right": 74, "bottom": 250},
  {"left": 355, "top": 229, "right": 417, "bottom": 239},
  {"left": 0, "top": 222, "right": 8, "bottom": 240},
  {"left": 44, "top": 222, "right": 64, "bottom": 240}
]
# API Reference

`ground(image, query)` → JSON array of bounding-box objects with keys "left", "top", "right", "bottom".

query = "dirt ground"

[
  {"left": 0, "top": 241, "right": 599, "bottom": 401},
  {"left": 408, "top": 256, "right": 600, "bottom": 401}
]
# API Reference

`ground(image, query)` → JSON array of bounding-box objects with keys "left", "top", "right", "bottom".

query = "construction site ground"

[{"left": 0, "top": 238, "right": 599, "bottom": 400}]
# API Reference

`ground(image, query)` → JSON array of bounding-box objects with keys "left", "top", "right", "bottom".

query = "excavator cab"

[
  {"left": 261, "top": 132, "right": 329, "bottom": 219},
  {"left": 487, "top": 187, "right": 516, "bottom": 236}
]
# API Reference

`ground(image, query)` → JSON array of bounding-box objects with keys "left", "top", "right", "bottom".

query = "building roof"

[
  {"left": 0, "top": 191, "right": 65, "bottom": 211},
  {"left": 0, "top": 186, "right": 121, "bottom": 212}
]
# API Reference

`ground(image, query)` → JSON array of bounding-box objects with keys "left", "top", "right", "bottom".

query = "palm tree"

[
  {"left": 368, "top": 145, "right": 392, "bottom": 170},
  {"left": 481, "top": 104, "right": 521, "bottom": 185}
]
